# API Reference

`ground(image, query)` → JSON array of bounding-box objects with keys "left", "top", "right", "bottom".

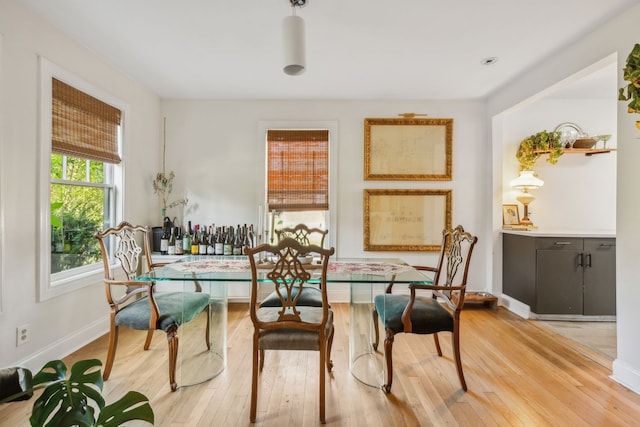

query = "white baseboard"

[
  {"left": 499, "top": 294, "right": 531, "bottom": 319},
  {"left": 14, "top": 317, "right": 109, "bottom": 372},
  {"left": 612, "top": 358, "right": 640, "bottom": 394}
]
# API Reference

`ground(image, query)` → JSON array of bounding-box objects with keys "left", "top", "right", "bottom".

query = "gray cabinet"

[{"left": 503, "top": 233, "right": 615, "bottom": 316}]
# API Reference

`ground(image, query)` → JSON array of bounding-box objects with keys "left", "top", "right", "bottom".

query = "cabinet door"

[
  {"left": 503, "top": 233, "right": 537, "bottom": 308},
  {"left": 536, "top": 245, "right": 584, "bottom": 315},
  {"left": 583, "top": 238, "right": 616, "bottom": 315}
]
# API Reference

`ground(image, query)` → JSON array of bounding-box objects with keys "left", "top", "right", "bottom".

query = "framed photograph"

[
  {"left": 364, "top": 117, "right": 453, "bottom": 180},
  {"left": 364, "top": 189, "right": 452, "bottom": 251},
  {"left": 502, "top": 204, "right": 520, "bottom": 226}
]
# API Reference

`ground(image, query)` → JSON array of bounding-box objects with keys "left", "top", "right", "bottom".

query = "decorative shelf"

[{"left": 534, "top": 148, "right": 616, "bottom": 156}]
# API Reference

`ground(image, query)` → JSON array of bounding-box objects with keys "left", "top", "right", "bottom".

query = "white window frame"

[
  {"left": 0, "top": 33, "right": 4, "bottom": 314},
  {"left": 258, "top": 121, "right": 338, "bottom": 255},
  {"left": 37, "top": 58, "right": 125, "bottom": 301}
]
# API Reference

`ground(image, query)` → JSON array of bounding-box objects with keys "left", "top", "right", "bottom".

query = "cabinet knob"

[{"left": 554, "top": 241, "right": 573, "bottom": 246}]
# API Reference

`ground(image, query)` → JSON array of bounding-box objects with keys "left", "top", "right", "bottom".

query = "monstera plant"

[
  {"left": 0, "top": 359, "right": 154, "bottom": 427},
  {"left": 618, "top": 43, "right": 640, "bottom": 114}
]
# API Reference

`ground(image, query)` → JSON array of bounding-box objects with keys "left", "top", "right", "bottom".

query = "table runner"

[{"left": 166, "top": 259, "right": 414, "bottom": 276}]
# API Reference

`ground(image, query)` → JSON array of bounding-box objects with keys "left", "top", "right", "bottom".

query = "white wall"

[
  {"left": 489, "top": 4, "right": 640, "bottom": 393},
  {"left": 0, "top": 0, "right": 160, "bottom": 370},
  {"left": 502, "top": 97, "right": 617, "bottom": 231},
  {"left": 160, "top": 99, "right": 491, "bottom": 296}
]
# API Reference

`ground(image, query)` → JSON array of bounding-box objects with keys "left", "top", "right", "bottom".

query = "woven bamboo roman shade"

[
  {"left": 52, "top": 78, "right": 122, "bottom": 164},
  {"left": 267, "top": 129, "right": 329, "bottom": 211}
]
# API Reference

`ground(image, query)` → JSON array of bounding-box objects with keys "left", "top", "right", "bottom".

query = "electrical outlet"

[{"left": 16, "top": 324, "right": 29, "bottom": 346}]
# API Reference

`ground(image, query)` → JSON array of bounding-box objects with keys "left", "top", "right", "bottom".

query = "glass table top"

[{"left": 139, "top": 255, "right": 431, "bottom": 284}]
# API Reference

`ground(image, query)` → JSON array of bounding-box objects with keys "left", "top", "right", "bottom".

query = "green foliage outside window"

[{"left": 50, "top": 154, "right": 108, "bottom": 274}]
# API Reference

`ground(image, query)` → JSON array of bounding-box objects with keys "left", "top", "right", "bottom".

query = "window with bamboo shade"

[
  {"left": 52, "top": 78, "right": 122, "bottom": 164},
  {"left": 267, "top": 129, "right": 329, "bottom": 211}
]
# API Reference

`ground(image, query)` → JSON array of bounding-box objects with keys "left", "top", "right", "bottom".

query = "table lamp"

[{"left": 510, "top": 171, "right": 544, "bottom": 226}]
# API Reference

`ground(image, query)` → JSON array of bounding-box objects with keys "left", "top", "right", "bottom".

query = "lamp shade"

[
  {"left": 282, "top": 15, "right": 306, "bottom": 75},
  {"left": 510, "top": 170, "right": 544, "bottom": 190}
]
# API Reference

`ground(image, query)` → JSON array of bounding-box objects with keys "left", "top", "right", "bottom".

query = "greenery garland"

[{"left": 516, "top": 130, "right": 563, "bottom": 171}]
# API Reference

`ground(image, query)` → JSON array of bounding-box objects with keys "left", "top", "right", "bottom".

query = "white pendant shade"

[{"left": 283, "top": 15, "right": 306, "bottom": 76}]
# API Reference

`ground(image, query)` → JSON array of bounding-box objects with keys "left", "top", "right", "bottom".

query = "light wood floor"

[{"left": 2, "top": 303, "right": 639, "bottom": 426}]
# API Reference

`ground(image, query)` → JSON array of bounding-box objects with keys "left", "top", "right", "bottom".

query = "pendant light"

[{"left": 283, "top": 0, "right": 307, "bottom": 75}]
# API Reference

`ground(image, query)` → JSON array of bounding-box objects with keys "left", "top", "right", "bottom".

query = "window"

[
  {"left": 266, "top": 129, "right": 330, "bottom": 244},
  {"left": 38, "top": 59, "right": 124, "bottom": 300}
]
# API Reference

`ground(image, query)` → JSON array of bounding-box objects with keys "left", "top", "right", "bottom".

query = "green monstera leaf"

[
  {"left": 27, "top": 359, "right": 153, "bottom": 427},
  {"left": 96, "top": 391, "right": 154, "bottom": 427}
]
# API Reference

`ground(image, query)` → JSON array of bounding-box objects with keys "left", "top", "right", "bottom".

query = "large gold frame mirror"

[{"left": 364, "top": 117, "right": 453, "bottom": 181}]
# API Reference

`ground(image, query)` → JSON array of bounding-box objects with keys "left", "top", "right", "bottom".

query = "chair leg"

[
  {"left": 143, "top": 329, "right": 154, "bottom": 351},
  {"left": 166, "top": 327, "right": 179, "bottom": 392},
  {"left": 259, "top": 349, "right": 265, "bottom": 372},
  {"left": 103, "top": 324, "right": 119, "bottom": 380},
  {"left": 433, "top": 332, "right": 443, "bottom": 356},
  {"left": 204, "top": 304, "right": 211, "bottom": 350},
  {"left": 372, "top": 308, "right": 380, "bottom": 351},
  {"left": 250, "top": 335, "right": 259, "bottom": 423},
  {"left": 452, "top": 329, "right": 467, "bottom": 391},
  {"left": 319, "top": 345, "right": 326, "bottom": 423},
  {"left": 326, "top": 325, "right": 335, "bottom": 372},
  {"left": 382, "top": 329, "right": 395, "bottom": 394}
]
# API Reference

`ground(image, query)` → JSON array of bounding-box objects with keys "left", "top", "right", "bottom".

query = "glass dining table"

[{"left": 137, "top": 255, "right": 432, "bottom": 389}]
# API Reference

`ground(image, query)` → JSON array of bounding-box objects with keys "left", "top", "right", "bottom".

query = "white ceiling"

[{"left": 17, "top": 0, "right": 639, "bottom": 100}]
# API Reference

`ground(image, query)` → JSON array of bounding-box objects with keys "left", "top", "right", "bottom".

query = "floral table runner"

[{"left": 166, "top": 259, "right": 414, "bottom": 276}]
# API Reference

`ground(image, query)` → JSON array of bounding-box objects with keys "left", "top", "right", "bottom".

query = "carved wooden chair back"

[
  {"left": 244, "top": 237, "right": 335, "bottom": 422},
  {"left": 94, "top": 221, "right": 210, "bottom": 391},
  {"left": 276, "top": 223, "right": 328, "bottom": 248}
]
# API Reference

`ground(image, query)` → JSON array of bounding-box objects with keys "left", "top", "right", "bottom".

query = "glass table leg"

[
  {"left": 178, "top": 281, "right": 227, "bottom": 387},
  {"left": 349, "top": 282, "right": 385, "bottom": 387}
]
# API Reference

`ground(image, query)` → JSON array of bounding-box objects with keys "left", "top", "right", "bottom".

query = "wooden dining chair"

[
  {"left": 276, "top": 223, "right": 328, "bottom": 248},
  {"left": 265, "top": 224, "right": 330, "bottom": 308},
  {"left": 94, "top": 221, "right": 211, "bottom": 391},
  {"left": 244, "top": 238, "right": 335, "bottom": 423},
  {"left": 372, "top": 225, "right": 478, "bottom": 393}
]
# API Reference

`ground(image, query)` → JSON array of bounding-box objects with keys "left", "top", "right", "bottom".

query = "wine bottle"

[
  {"left": 175, "top": 227, "right": 184, "bottom": 255},
  {"left": 160, "top": 227, "right": 169, "bottom": 255},
  {"left": 199, "top": 225, "right": 208, "bottom": 255},
  {"left": 182, "top": 223, "right": 191, "bottom": 254},
  {"left": 233, "top": 225, "right": 243, "bottom": 255},
  {"left": 191, "top": 225, "right": 200, "bottom": 255},
  {"left": 167, "top": 227, "right": 176, "bottom": 255},
  {"left": 207, "top": 225, "right": 215, "bottom": 255},
  {"left": 223, "top": 227, "right": 233, "bottom": 256},
  {"left": 214, "top": 227, "right": 224, "bottom": 255},
  {"left": 244, "top": 225, "right": 253, "bottom": 249}
]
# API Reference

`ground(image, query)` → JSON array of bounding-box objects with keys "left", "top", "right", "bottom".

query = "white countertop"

[{"left": 500, "top": 229, "right": 615, "bottom": 238}]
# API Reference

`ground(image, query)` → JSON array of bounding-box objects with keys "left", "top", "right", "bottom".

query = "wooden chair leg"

[
  {"left": 326, "top": 325, "right": 335, "bottom": 372},
  {"left": 250, "top": 336, "right": 259, "bottom": 423},
  {"left": 452, "top": 329, "right": 467, "bottom": 391},
  {"left": 382, "top": 329, "right": 395, "bottom": 394},
  {"left": 166, "top": 327, "right": 178, "bottom": 392},
  {"left": 204, "top": 304, "right": 211, "bottom": 350},
  {"left": 433, "top": 332, "right": 443, "bottom": 356},
  {"left": 143, "top": 329, "right": 154, "bottom": 351},
  {"left": 319, "top": 346, "right": 326, "bottom": 423},
  {"left": 103, "top": 324, "right": 118, "bottom": 380},
  {"left": 372, "top": 308, "right": 380, "bottom": 351},
  {"left": 259, "top": 349, "right": 265, "bottom": 372}
]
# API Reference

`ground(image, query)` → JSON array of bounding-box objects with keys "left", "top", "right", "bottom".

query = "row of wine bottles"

[{"left": 160, "top": 221, "right": 256, "bottom": 256}]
